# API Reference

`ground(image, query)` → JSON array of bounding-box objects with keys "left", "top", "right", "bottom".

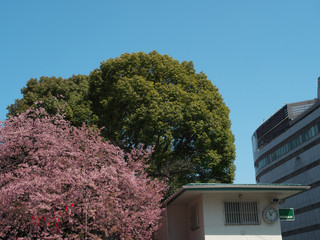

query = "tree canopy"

[
  {"left": 7, "top": 51, "right": 236, "bottom": 193},
  {"left": 7, "top": 74, "right": 92, "bottom": 127},
  {"left": 0, "top": 108, "right": 166, "bottom": 239}
]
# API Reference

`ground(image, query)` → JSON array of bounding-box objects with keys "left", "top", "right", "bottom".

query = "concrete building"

[
  {"left": 252, "top": 79, "right": 320, "bottom": 239},
  {"left": 155, "top": 183, "right": 309, "bottom": 240}
]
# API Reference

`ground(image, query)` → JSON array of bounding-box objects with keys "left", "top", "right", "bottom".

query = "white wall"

[
  {"left": 186, "top": 195, "right": 205, "bottom": 240},
  {"left": 167, "top": 204, "right": 188, "bottom": 240},
  {"left": 161, "top": 195, "right": 205, "bottom": 240},
  {"left": 202, "top": 193, "right": 282, "bottom": 240}
]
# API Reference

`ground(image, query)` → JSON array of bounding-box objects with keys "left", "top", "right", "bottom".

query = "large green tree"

[{"left": 7, "top": 51, "right": 236, "bottom": 193}]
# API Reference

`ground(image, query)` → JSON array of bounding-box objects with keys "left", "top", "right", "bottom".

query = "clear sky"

[{"left": 1, "top": 0, "right": 319, "bottom": 184}]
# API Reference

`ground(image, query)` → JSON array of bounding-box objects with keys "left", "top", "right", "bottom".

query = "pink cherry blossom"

[{"left": 0, "top": 107, "right": 167, "bottom": 239}]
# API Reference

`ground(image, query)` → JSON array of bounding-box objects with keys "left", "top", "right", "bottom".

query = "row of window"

[{"left": 257, "top": 122, "right": 320, "bottom": 170}]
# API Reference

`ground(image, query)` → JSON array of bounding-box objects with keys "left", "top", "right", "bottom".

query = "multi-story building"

[{"left": 252, "top": 78, "right": 320, "bottom": 239}]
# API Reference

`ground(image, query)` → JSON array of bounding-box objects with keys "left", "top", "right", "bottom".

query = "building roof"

[
  {"left": 253, "top": 99, "right": 317, "bottom": 150},
  {"left": 165, "top": 183, "right": 310, "bottom": 206}
]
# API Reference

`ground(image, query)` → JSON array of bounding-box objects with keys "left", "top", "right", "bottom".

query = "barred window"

[{"left": 224, "top": 202, "right": 259, "bottom": 225}]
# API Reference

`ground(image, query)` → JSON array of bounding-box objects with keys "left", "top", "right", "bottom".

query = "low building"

[{"left": 155, "top": 183, "right": 309, "bottom": 240}]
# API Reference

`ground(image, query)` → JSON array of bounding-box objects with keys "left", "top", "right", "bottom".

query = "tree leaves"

[
  {"left": 90, "top": 51, "right": 236, "bottom": 192},
  {"left": 7, "top": 51, "right": 236, "bottom": 195}
]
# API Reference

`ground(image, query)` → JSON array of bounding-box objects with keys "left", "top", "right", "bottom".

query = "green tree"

[
  {"left": 7, "top": 74, "right": 92, "bottom": 127},
  {"left": 7, "top": 51, "right": 236, "bottom": 193}
]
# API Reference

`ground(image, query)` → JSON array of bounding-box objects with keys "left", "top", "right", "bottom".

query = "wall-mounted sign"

[{"left": 279, "top": 208, "right": 295, "bottom": 221}]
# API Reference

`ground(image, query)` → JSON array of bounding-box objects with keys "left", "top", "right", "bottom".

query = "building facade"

[
  {"left": 155, "top": 184, "right": 309, "bottom": 240},
  {"left": 252, "top": 79, "right": 320, "bottom": 239}
]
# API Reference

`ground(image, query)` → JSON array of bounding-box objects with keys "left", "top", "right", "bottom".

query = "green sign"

[{"left": 279, "top": 208, "right": 295, "bottom": 221}]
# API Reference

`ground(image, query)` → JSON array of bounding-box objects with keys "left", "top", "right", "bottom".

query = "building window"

[
  {"left": 224, "top": 202, "right": 259, "bottom": 225},
  {"left": 257, "top": 122, "right": 320, "bottom": 170},
  {"left": 189, "top": 203, "right": 199, "bottom": 230}
]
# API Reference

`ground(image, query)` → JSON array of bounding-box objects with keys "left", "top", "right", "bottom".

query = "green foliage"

[
  {"left": 7, "top": 51, "right": 236, "bottom": 194},
  {"left": 7, "top": 75, "right": 92, "bottom": 127}
]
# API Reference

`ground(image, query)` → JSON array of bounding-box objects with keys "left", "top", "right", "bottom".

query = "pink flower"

[{"left": 0, "top": 108, "right": 167, "bottom": 239}]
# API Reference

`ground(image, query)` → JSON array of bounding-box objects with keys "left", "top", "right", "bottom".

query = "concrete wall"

[
  {"left": 186, "top": 195, "right": 205, "bottom": 240},
  {"left": 202, "top": 193, "right": 282, "bottom": 240},
  {"left": 167, "top": 204, "right": 188, "bottom": 240},
  {"left": 163, "top": 195, "right": 205, "bottom": 240}
]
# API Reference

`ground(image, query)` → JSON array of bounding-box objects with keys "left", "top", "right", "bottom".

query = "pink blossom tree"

[{"left": 0, "top": 107, "right": 167, "bottom": 239}]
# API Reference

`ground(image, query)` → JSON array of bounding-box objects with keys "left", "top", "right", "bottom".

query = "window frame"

[{"left": 224, "top": 201, "right": 260, "bottom": 225}]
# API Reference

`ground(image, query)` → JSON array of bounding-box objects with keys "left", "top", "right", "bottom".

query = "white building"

[{"left": 155, "top": 184, "right": 309, "bottom": 240}]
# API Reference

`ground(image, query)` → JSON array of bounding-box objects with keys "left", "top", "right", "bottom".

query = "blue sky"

[{"left": 1, "top": 0, "right": 320, "bottom": 184}]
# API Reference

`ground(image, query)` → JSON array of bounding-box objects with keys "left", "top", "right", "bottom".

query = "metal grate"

[
  {"left": 224, "top": 202, "right": 259, "bottom": 225},
  {"left": 290, "top": 103, "right": 314, "bottom": 119}
]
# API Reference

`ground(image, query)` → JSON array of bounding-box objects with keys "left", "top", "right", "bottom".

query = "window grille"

[
  {"left": 224, "top": 202, "right": 259, "bottom": 225},
  {"left": 189, "top": 203, "right": 199, "bottom": 230}
]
